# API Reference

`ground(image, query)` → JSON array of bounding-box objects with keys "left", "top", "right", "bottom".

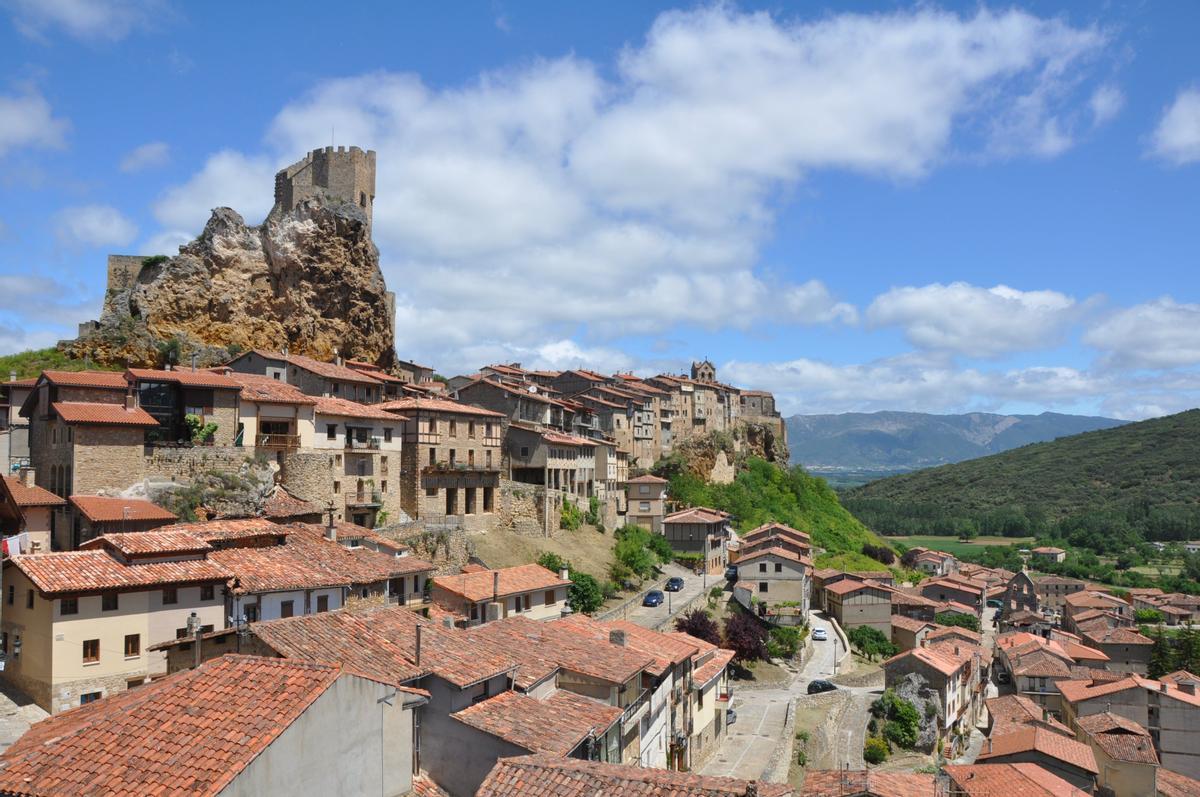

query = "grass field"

[{"left": 883, "top": 535, "right": 1033, "bottom": 557}]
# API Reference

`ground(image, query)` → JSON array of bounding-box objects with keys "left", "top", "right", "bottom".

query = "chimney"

[
  {"left": 190, "top": 352, "right": 198, "bottom": 372},
  {"left": 1180, "top": 682, "right": 1197, "bottom": 696},
  {"left": 415, "top": 624, "right": 422, "bottom": 667},
  {"left": 493, "top": 571, "right": 500, "bottom": 603},
  {"left": 560, "top": 568, "right": 570, "bottom": 581},
  {"left": 282, "top": 345, "right": 289, "bottom": 357},
  {"left": 987, "top": 737, "right": 993, "bottom": 754},
  {"left": 8, "top": 370, "right": 15, "bottom": 383},
  {"left": 609, "top": 629, "right": 626, "bottom": 647},
  {"left": 1160, "top": 681, "right": 1169, "bottom": 693},
  {"left": 18, "top": 467, "right": 34, "bottom": 488},
  {"left": 325, "top": 515, "right": 336, "bottom": 542},
  {"left": 165, "top": 363, "right": 171, "bottom": 371},
  {"left": 334, "top": 350, "right": 343, "bottom": 367},
  {"left": 125, "top": 392, "right": 136, "bottom": 411}
]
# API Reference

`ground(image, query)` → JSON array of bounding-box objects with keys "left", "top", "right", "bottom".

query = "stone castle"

[{"left": 272, "top": 145, "right": 377, "bottom": 227}]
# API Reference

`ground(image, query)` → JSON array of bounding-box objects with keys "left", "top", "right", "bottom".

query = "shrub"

[
  {"left": 1136, "top": 608, "right": 1165, "bottom": 624},
  {"left": 794, "top": 750, "right": 807, "bottom": 767},
  {"left": 183, "top": 413, "right": 218, "bottom": 444},
  {"left": 567, "top": 572, "right": 604, "bottom": 614},
  {"left": 847, "top": 626, "right": 898, "bottom": 661},
  {"left": 612, "top": 525, "right": 664, "bottom": 579},
  {"left": 861, "top": 542, "right": 895, "bottom": 565},
  {"left": 935, "top": 612, "right": 981, "bottom": 633},
  {"left": 586, "top": 496, "right": 601, "bottom": 526},
  {"left": 675, "top": 608, "right": 722, "bottom": 646},
  {"left": 795, "top": 729, "right": 810, "bottom": 743},
  {"left": 561, "top": 501, "right": 584, "bottom": 531},
  {"left": 863, "top": 737, "right": 889, "bottom": 765},
  {"left": 537, "top": 552, "right": 569, "bottom": 573},
  {"left": 723, "top": 612, "right": 768, "bottom": 663},
  {"left": 768, "top": 626, "right": 802, "bottom": 659}
]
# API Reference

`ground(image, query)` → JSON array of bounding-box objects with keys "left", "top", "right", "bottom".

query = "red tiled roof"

[
  {"left": 543, "top": 431, "right": 598, "bottom": 447},
  {"left": 986, "top": 694, "right": 1075, "bottom": 737},
  {"left": 826, "top": 579, "right": 889, "bottom": 597},
  {"left": 452, "top": 689, "right": 622, "bottom": 755},
  {"left": 433, "top": 563, "right": 570, "bottom": 603},
  {"left": 977, "top": 727, "right": 1098, "bottom": 774},
  {"left": 260, "top": 484, "right": 322, "bottom": 519},
  {"left": 53, "top": 401, "right": 158, "bottom": 426},
  {"left": 743, "top": 522, "right": 811, "bottom": 543},
  {"left": 1158, "top": 769, "right": 1200, "bottom": 797},
  {"left": 6, "top": 550, "right": 227, "bottom": 596},
  {"left": 0, "top": 655, "right": 396, "bottom": 796},
  {"left": 476, "top": 754, "right": 794, "bottom": 797},
  {"left": 561, "top": 616, "right": 699, "bottom": 678},
  {"left": 169, "top": 517, "right": 286, "bottom": 542},
  {"left": 926, "top": 626, "right": 983, "bottom": 645},
  {"left": 664, "top": 506, "right": 729, "bottom": 525},
  {"left": 1082, "top": 627, "right": 1153, "bottom": 646},
  {"left": 69, "top": 495, "right": 176, "bottom": 523},
  {"left": 1, "top": 476, "right": 65, "bottom": 507},
  {"left": 944, "top": 763, "right": 1091, "bottom": 797},
  {"left": 40, "top": 370, "right": 127, "bottom": 389},
  {"left": 376, "top": 397, "right": 504, "bottom": 417},
  {"left": 313, "top": 395, "right": 401, "bottom": 421},
  {"left": 882, "top": 644, "right": 970, "bottom": 678},
  {"left": 78, "top": 530, "right": 212, "bottom": 556},
  {"left": 227, "top": 372, "right": 317, "bottom": 405},
  {"left": 245, "top": 350, "right": 383, "bottom": 385},
  {"left": 1032, "top": 546, "right": 1065, "bottom": 554},
  {"left": 890, "top": 615, "right": 937, "bottom": 634},
  {"left": 1075, "top": 712, "right": 1158, "bottom": 764},
  {"left": 125, "top": 367, "right": 241, "bottom": 389},
  {"left": 693, "top": 648, "right": 735, "bottom": 688},
  {"left": 803, "top": 769, "right": 934, "bottom": 797},
  {"left": 626, "top": 474, "right": 668, "bottom": 484},
  {"left": 735, "top": 545, "right": 810, "bottom": 567}
]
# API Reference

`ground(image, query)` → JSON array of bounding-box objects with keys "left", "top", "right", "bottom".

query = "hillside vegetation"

[
  {"left": 844, "top": 409, "right": 1200, "bottom": 555},
  {"left": 0, "top": 347, "right": 111, "bottom": 379},
  {"left": 665, "top": 457, "right": 886, "bottom": 562}
]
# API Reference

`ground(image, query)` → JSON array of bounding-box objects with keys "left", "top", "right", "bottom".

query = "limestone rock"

[{"left": 62, "top": 197, "right": 394, "bottom": 368}]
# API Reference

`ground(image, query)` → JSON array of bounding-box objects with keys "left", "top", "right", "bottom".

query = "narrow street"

[{"left": 621, "top": 562, "right": 714, "bottom": 629}]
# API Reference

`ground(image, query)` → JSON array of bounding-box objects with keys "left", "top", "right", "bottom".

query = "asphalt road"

[{"left": 620, "top": 562, "right": 715, "bottom": 629}]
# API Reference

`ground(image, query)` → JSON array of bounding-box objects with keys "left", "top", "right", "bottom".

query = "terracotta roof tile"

[
  {"left": 827, "top": 579, "right": 889, "bottom": 597},
  {"left": 6, "top": 550, "right": 227, "bottom": 596},
  {"left": 125, "top": 367, "right": 241, "bottom": 389},
  {"left": 477, "top": 754, "right": 793, "bottom": 797},
  {"left": 1075, "top": 712, "right": 1158, "bottom": 764},
  {"left": 560, "top": 616, "right": 699, "bottom": 677},
  {"left": 433, "top": 563, "right": 570, "bottom": 603},
  {"left": 1157, "top": 769, "right": 1200, "bottom": 797},
  {"left": 1082, "top": 627, "right": 1153, "bottom": 646},
  {"left": 53, "top": 401, "right": 158, "bottom": 426},
  {"left": 69, "top": 495, "right": 176, "bottom": 523},
  {"left": 78, "top": 530, "right": 212, "bottom": 556},
  {"left": 693, "top": 648, "right": 735, "bottom": 688},
  {"left": 452, "top": 689, "right": 622, "bottom": 755},
  {"left": 376, "top": 397, "right": 504, "bottom": 417},
  {"left": 944, "top": 763, "right": 1091, "bottom": 797},
  {"left": 246, "top": 350, "right": 383, "bottom": 385},
  {"left": 260, "top": 484, "right": 322, "bottom": 519},
  {"left": 40, "top": 369, "right": 127, "bottom": 389},
  {"left": 977, "top": 727, "right": 1098, "bottom": 773},
  {"left": 882, "top": 645, "right": 969, "bottom": 678},
  {"left": 626, "top": 474, "right": 668, "bottom": 484},
  {"left": 803, "top": 769, "right": 934, "bottom": 797},
  {"left": 890, "top": 615, "right": 937, "bottom": 634},
  {"left": 169, "top": 517, "right": 287, "bottom": 542},
  {"left": 985, "top": 694, "right": 1075, "bottom": 737},
  {"left": 664, "top": 506, "right": 730, "bottom": 525},
  {"left": 313, "top": 395, "right": 402, "bottom": 421},
  {"left": 0, "top": 655, "right": 368, "bottom": 796},
  {"left": 227, "top": 372, "right": 317, "bottom": 405},
  {"left": 1, "top": 476, "right": 65, "bottom": 507}
]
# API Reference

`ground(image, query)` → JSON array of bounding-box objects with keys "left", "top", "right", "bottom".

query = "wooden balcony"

[
  {"left": 256, "top": 433, "right": 300, "bottom": 450},
  {"left": 346, "top": 437, "right": 382, "bottom": 451}
]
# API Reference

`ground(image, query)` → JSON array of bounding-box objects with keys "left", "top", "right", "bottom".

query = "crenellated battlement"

[{"left": 274, "top": 145, "right": 377, "bottom": 227}]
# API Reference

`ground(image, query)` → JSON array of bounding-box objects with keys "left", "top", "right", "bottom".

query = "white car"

[{"left": 811, "top": 628, "right": 828, "bottom": 641}]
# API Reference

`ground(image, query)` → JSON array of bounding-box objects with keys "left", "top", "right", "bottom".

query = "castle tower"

[
  {"left": 691, "top": 359, "right": 717, "bottom": 383},
  {"left": 273, "top": 146, "right": 377, "bottom": 228}
]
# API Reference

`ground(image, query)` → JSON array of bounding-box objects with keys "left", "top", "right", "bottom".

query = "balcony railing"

[
  {"left": 256, "top": 433, "right": 300, "bottom": 450},
  {"left": 482, "top": 435, "right": 502, "bottom": 447},
  {"left": 621, "top": 689, "right": 650, "bottom": 732},
  {"left": 346, "top": 437, "right": 382, "bottom": 451},
  {"left": 423, "top": 462, "right": 499, "bottom": 474},
  {"left": 346, "top": 491, "right": 383, "bottom": 508}
]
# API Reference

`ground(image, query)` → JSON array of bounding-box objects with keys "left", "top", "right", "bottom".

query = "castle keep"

[{"left": 273, "top": 145, "right": 377, "bottom": 227}]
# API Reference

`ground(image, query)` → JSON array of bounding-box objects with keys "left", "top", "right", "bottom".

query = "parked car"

[
  {"left": 807, "top": 679, "right": 837, "bottom": 695},
  {"left": 996, "top": 670, "right": 1011, "bottom": 684},
  {"left": 811, "top": 628, "right": 828, "bottom": 641},
  {"left": 725, "top": 565, "right": 739, "bottom": 581},
  {"left": 665, "top": 576, "right": 685, "bottom": 592},
  {"left": 642, "top": 590, "right": 665, "bottom": 607},
  {"left": 726, "top": 708, "right": 737, "bottom": 725},
  {"left": 986, "top": 599, "right": 1004, "bottom": 609}
]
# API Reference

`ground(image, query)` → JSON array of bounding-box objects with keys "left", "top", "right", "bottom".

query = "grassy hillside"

[
  {"left": 0, "top": 347, "right": 112, "bottom": 379},
  {"left": 844, "top": 409, "right": 1200, "bottom": 554},
  {"left": 666, "top": 457, "right": 886, "bottom": 561}
]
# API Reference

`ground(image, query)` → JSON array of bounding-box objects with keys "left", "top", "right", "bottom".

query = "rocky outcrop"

[{"left": 62, "top": 197, "right": 394, "bottom": 368}]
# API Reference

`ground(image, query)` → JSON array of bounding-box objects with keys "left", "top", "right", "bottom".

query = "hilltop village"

[{"left": 0, "top": 149, "right": 1196, "bottom": 797}]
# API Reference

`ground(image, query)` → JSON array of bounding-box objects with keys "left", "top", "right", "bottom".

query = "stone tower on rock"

[{"left": 273, "top": 146, "right": 377, "bottom": 228}]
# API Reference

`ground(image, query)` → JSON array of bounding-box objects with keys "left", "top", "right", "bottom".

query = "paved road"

[
  {"left": 0, "top": 681, "right": 46, "bottom": 754},
  {"left": 621, "top": 562, "right": 715, "bottom": 629}
]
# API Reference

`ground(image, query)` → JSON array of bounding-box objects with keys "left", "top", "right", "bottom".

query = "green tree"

[
  {"left": 567, "top": 572, "right": 604, "bottom": 614},
  {"left": 847, "top": 626, "right": 898, "bottom": 661},
  {"left": 536, "top": 551, "right": 568, "bottom": 573},
  {"left": 1148, "top": 624, "right": 1175, "bottom": 679},
  {"left": 863, "top": 737, "right": 889, "bottom": 765},
  {"left": 1135, "top": 608, "right": 1165, "bottom": 624},
  {"left": 935, "top": 612, "right": 981, "bottom": 633}
]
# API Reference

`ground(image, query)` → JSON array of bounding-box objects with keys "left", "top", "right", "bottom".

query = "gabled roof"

[
  {"left": 376, "top": 397, "right": 504, "bottom": 417},
  {"left": 452, "top": 689, "right": 622, "bottom": 755},
  {"left": 433, "top": 563, "right": 570, "bottom": 603},
  {"left": 476, "top": 754, "right": 794, "bottom": 797},
  {"left": 693, "top": 648, "right": 735, "bottom": 688},
  {"left": 169, "top": 517, "right": 286, "bottom": 543},
  {"left": 78, "top": 530, "right": 212, "bottom": 557},
  {"left": 986, "top": 694, "right": 1075, "bottom": 737},
  {"left": 560, "top": 615, "right": 699, "bottom": 678},
  {"left": 6, "top": 550, "right": 227, "bottom": 596},
  {"left": 227, "top": 372, "right": 317, "bottom": 405},
  {"left": 313, "top": 395, "right": 401, "bottom": 421},
  {"left": 69, "top": 495, "right": 176, "bottom": 523},
  {"left": 882, "top": 644, "right": 971, "bottom": 678},
  {"left": 38, "top": 370, "right": 128, "bottom": 389},
  {"left": 260, "top": 484, "right": 322, "bottom": 519},
  {"left": 243, "top": 350, "right": 383, "bottom": 385},
  {"left": 125, "top": 367, "right": 241, "bottom": 389},
  {"left": 626, "top": 474, "right": 668, "bottom": 484},
  {"left": 944, "top": 763, "right": 1091, "bottom": 797},
  {"left": 736, "top": 545, "right": 812, "bottom": 568},
  {"left": 1, "top": 476, "right": 66, "bottom": 508},
  {"left": 664, "top": 506, "right": 729, "bottom": 525},
  {"left": 890, "top": 615, "right": 938, "bottom": 634},
  {"left": 826, "top": 579, "right": 890, "bottom": 598},
  {"left": 52, "top": 401, "right": 158, "bottom": 426},
  {"left": 1032, "top": 546, "right": 1065, "bottom": 554},
  {"left": 1081, "top": 627, "right": 1153, "bottom": 646},
  {"left": 977, "top": 727, "right": 1098, "bottom": 774},
  {"left": 1157, "top": 769, "right": 1200, "bottom": 797},
  {"left": 0, "top": 655, "right": 406, "bottom": 797}
]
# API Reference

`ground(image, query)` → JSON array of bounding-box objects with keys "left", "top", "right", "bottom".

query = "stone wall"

[
  {"left": 74, "top": 426, "right": 149, "bottom": 494},
  {"left": 143, "top": 446, "right": 253, "bottom": 484},
  {"left": 708, "top": 450, "right": 735, "bottom": 484},
  {"left": 280, "top": 449, "right": 338, "bottom": 517}
]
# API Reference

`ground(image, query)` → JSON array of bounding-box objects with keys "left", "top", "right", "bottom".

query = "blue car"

[
  {"left": 642, "top": 590, "right": 665, "bottom": 607},
  {"left": 665, "top": 577, "right": 685, "bottom": 592}
]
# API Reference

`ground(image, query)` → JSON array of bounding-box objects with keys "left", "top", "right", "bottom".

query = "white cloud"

[
  {"left": 0, "top": 88, "right": 69, "bottom": 158},
  {"left": 1149, "top": 87, "right": 1200, "bottom": 166},
  {"left": 6, "top": 0, "right": 163, "bottom": 42},
  {"left": 53, "top": 204, "right": 138, "bottom": 249},
  {"left": 152, "top": 150, "right": 276, "bottom": 231},
  {"left": 1085, "top": 297, "right": 1200, "bottom": 369},
  {"left": 151, "top": 6, "right": 1110, "bottom": 373},
  {"left": 0, "top": 274, "right": 100, "bottom": 331},
  {"left": 866, "top": 282, "right": 1078, "bottom": 357},
  {"left": 119, "top": 140, "right": 169, "bottom": 172},
  {"left": 140, "top": 229, "right": 191, "bottom": 257},
  {"left": 1089, "top": 84, "right": 1124, "bottom": 126}
]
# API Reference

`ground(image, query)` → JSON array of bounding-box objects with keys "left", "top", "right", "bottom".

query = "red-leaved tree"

[{"left": 674, "top": 608, "right": 721, "bottom": 646}]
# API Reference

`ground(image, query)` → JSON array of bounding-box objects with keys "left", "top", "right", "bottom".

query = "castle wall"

[{"left": 274, "top": 146, "right": 376, "bottom": 226}]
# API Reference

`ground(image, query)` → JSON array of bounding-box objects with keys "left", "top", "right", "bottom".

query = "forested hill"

[{"left": 842, "top": 409, "right": 1200, "bottom": 551}]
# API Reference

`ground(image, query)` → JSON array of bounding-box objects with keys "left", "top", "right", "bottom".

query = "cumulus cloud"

[
  {"left": 865, "top": 282, "right": 1079, "bottom": 357},
  {"left": 5, "top": 0, "right": 164, "bottom": 42},
  {"left": 1085, "top": 297, "right": 1200, "bottom": 370},
  {"left": 0, "top": 274, "right": 100, "bottom": 330},
  {"left": 1089, "top": 84, "right": 1124, "bottom": 126},
  {"left": 0, "top": 88, "right": 69, "bottom": 158},
  {"left": 1149, "top": 87, "right": 1200, "bottom": 165},
  {"left": 53, "top": 204, "right": 138, "bottom": 249},
  {"left": 150, "top": 6, "right": 1110, "bottom": 374},
  {"left": 119, "top": 140, "right": 169, "bottom": 172}
]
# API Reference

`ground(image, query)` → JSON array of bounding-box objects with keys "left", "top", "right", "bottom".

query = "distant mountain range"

[{"left": 786, "top": 411, "right": 1126, "bottom": 484}]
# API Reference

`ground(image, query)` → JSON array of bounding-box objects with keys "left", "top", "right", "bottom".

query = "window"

[
  {"left": 429, "top": 447, "right": 436, "bottom": 465},
  {"left": 102, "top": 592, "right": 118, "bottom": 611},
  {"left": 333, "top": 481, "right": 341, "bottom": 494},
  {"left": 639, "top": 485, "right": 649, "bottom": 495},
  {"left": 449, "top": 449, "right": 456, "bottom": 466},
  {"left": 82, "top": 639, "right": 100, "bottom": 663},
  {"left": 201, "top": 584, "right": 214, "bottom": 601},
  {"left": 327, "top": 424, "right": 337, "bottom": 440},
  {"left": 485, "top": 450, "right": 493, "bottom": 468},
  {"left": 384, "top": 428, "right": 392, "bottom": 443},
  {"left": 80, "top": 692, "right": 102, "bottom": 705},
  {"left": 520, "top": 446, "right": 529, "bottom": 458},
  {"left": 449, "top": 420, "right": 457, "bottom": 437},
  {"left": 485, "top": 423, "right": 493, "bottom": 438},
  {"left": 25, "top": 589, "right": 33, "bottom": 609},
  {"left": 774, "top": 563, "right": 783, "bottom": 573},
  {"left": 60, "top": 597, "right": 78, "bottom": 615},
  {"left": 545, "top": 590, "right": 557, "bottom": 605},
  {"left": 522, "top": 594, "right": 531, "bottom": 612},
  {"left": 317, "top": 595, "right": 329, "bottom": 612},
  {"left": 426, "top": 487, "right": 437, "bottom": 497},
  {"left": 335, "top": 454, "right": 343, "bottom": 466},
  {"left": 639, "top": 501, "right": 650, "bottom": 512},
  {"left": 162, "top": 587, "right": 178, "bottom": 605},
  {"left": 468, "top": 421, "right": 476, "bottom": 439},
  {"left": 759, "top": 582, "right": 769, "bottom": 593},
  {"left": 428, "top": 417, "right": 436, "bottom": 433},
  {"left": 124, "top": 634, "right": 140, "bottom": 658},
  {"left": 280, "top": 600, "right": 294, "bottom": 618},
  {"left": 758, "top": 562, "right": 767, "bottom": 573},
  {"left": 381, "top": 456, "right": 389, "bottom": 476},
  {"left": 6, "top": 585, "right": 13, "bottom": 605},
  {"left": 381, "top": 480, "right": 388, "bottom": 493}
]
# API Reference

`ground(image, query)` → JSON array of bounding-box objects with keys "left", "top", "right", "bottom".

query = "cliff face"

[{"left": 63, "top": 197, "right": 395, "bottom": 368}]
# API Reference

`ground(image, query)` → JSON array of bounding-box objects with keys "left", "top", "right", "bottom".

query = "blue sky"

[{"left": 1, "top": 1, "right": 1198, "bottom": 419}]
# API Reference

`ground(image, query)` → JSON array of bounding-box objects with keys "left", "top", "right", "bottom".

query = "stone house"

[
  {"left": 393, "top": 357, "right": 436, "bottom": 385},
  {"left": 890, "top": 615, "right": 939, "bottom": 652},
  {"left": 826, "top": 579, "right": 892, "bottom": 635},
  {"left": 996, "top": 632, "right": 1107, "bottom": 716},
  {"left": 1074, "top": 712, "right": 1160, "bottom": 797},
  {"left": 733, "top": 546, "right": 812, "bottom": 622},
  {"left": 1079, "top": 626, "right": 1153, "bottom": 675},
  {"left": 0, "top": 654, "right": 427, "bottom": 797},
  {"left": 0, "top": 531, "right": 228, "bottom": 713},
  {"left": 68, "top": 495, "right": 177, "bottom": 546},
  {"left": 431, "top": 563, "right": 571, "bottom": 625},
  {"left": 225, "top": 349, "right": 384, "bottom": 404},
  {"left": 507, "top": 423, "right": 599, "bottom": 502},
  {"left": 1031, "top": 546, "right": 1067, "bottom": 564},
  {"left": 735, "top": 523, "right": 812, "bottom": 561},
  {"left": 911, "top": 548, "right": 960, "bottom": 576},
  {"left": 226, "top": 371, "right": 316, "bottom": 459},
  {"left": 974, "top": 728, "right": 1099, "bottom": 792},
  {"left": 305, "top": 395, "right": 403, "bottom": 526},
  {"left": 1004, "top": 570, "right": 1039, "bottom": 615},
  {"left": 943, "top": 763, "right": 1092, "bottom": 797},
  {"left": 0, "top": 470, "right": 64, "bottom": 552},
  {"left": 456, "top": 377, "right": 566, "bottom": 429},
  {"left": 919, "top": 574, "right": 987, "bottom": 611},
  {"left": 1058, "top": 675, "right": 1200, "bottom": 780},
  {"left": 1035, "top": 575, "right": 1087, "bottom": 613},
  {"left": 891, "top": 588, "right": 941, "bottom": 622},
  {"left": 0, "top": 375, "right": 34, "bottom": 474},
  {"left": 125, "top": 367, "right": 242, "bottom": 447},
  {"left": 625, "top": 474, "right": 667, "bottom": 533},
  {"left": 1064, "top": 590, "right": 1132, "bottom": 632},
  {"left": 382, "top": 396, "right": 503, "bottom": 528},
  {"left": 661, "top": 506, "right": 732, "bottom": 573},
  {"left": 883, "top": 639, "right": 986, "bottom": 752}
]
